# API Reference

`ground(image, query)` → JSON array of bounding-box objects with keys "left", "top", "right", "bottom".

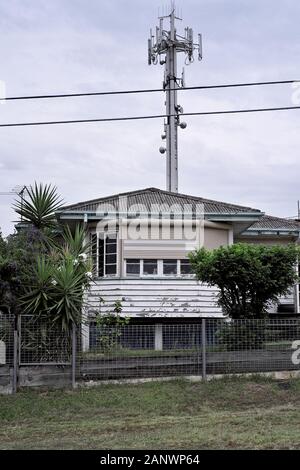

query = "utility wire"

[
  {"left": 0, "top": 80, "right": 299, "bottom": 102},
  {"left": 0, "top": 105, "right": 300, "bottom": 128}
]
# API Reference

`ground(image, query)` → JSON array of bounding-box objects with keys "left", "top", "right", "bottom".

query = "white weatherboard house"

[{"left": 56, "top": 187, "right": 300, "bottom": 349}]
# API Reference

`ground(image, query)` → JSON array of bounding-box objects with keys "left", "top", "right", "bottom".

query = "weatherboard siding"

[{"left": 86, "top": 278, "right": 223, "bottom": 318}]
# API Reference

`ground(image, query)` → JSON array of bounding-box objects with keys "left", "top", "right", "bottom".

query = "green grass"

[{"left": 1, "top": 376, "right": 300, "bottom": 449}]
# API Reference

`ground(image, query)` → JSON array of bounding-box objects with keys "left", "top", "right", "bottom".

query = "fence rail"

[{"left": 1, "top": 314, "right": 300, "bottom": 393}]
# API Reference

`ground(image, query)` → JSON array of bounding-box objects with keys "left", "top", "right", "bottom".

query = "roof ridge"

[
  {"left": 148, "top": 187, "right": 260, "bottom": 212},
  {"left": 247, "top": 213, "right": 300, "bottom": 231},
  {"left": 59, "top": 187, "right": 261, "bottom": 213},
  {"left": 60, "top": 187, "right": 158, "bottom": 210}
]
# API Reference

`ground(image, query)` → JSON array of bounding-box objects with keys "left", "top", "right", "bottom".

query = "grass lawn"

[{"left": 1, "top": 376, "right": 300, "bottom": 449}]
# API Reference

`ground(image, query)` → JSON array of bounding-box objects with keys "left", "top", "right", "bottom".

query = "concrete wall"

[{"left": 203, "top": 228, "right": 229, "bottom": 250}]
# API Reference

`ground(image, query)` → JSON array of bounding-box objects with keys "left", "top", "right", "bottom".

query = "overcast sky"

[{"left": 1, "top": 0, "right": 300, "bottom": 235}]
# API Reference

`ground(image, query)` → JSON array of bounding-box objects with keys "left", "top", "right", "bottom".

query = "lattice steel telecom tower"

[{"left": 148, "top": 4, "right": 202, "bottom": 192}]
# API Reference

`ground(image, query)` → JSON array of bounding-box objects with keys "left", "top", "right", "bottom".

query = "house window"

[
  {"left": 90, "top": 233, "right": 98, "bottom": 276},
  {"left": 105, "top": 234, "right": 117, "bottom": 275},
  {"left": 124, "top": 259, "right": 194, "bottom": 278},
  {"left": 126, "top": 259, "right": 140, "bottom": 276},
  {"left": 90, "top": 232, "right": 118, "bottom": 277},
  {"left": 163, "top": 259, "right": 178, "bottom": 275},
  {"left": 98, "top": 237, "right": 104, "bottom": 277},
  {"left": 143, "top": 259, "right": 158, "bottom": 275},
  {"left": 180, "top": 259, "right": 192, "bottom": 275}
]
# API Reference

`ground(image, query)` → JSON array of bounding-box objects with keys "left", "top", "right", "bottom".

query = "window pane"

[
  {"left": 106, "top": 243, "right": 117, "bottom": 254},
  {"left": 104, "top": 234, "right": 117, "bottom": 276},
  {"left": 143, "top": 259, "right": 158, "bottom": 275},
  {"left": 106, "top": 254, "right": 117, "bottom": 264},
  {"left": 126, "top": 259, "right": 140, "bottom": 275},
  {"left": 106, "top": 234, "right": 117, "bottom": 244},
  {"left": 106, "top": 264, "right": 117, "bottom": 275},
  {"left": 163, "top": 259, "right": 177, "bottom": 275},
  {"left": 98, "top": 238, "right": 104, "bottom": 277},
  {"left": 180, "top": 259, "right": 192, "bottom": 275},
  {"left": 90, "top": 234, "right": 97, "bottom": 276}
]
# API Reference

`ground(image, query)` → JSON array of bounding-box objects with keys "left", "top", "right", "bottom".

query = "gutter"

[{"left": 56, "top": 210, "right": 264, "bottom": 223}]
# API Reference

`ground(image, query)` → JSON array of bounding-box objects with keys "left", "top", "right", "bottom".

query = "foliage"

[
  {"left": 19, "top": 316, "right": 71, "bottom": 363},
  {"left": 216, "top": 321, "right": 266, "bottom": 351},
  {"left": 21, "top": 251, "right": 92, "bottom": 331},
  {"left": 0, "top": 229, "right": 48, "bottom": 316},
  {"left": 13, "top": 182, "right": 63, "bottom": 230},
  {"left": 189, "top": 243, "right": 299, "bottom": 319},
  {"left": 61, "top": 225, "right": 89, "bottom": 258},
  {"left": 94, "top": 298, "right": 130, "bottom": 353},
  {"left": 1, "top": 183, "right": 92, "bottom": 332}
]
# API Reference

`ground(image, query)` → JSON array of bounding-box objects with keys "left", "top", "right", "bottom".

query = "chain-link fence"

[{"left": 1, "top": 315, "right": 300, "bottom": 393}]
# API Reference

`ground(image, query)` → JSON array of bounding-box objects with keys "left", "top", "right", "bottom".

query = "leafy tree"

[
  {"left": 189, "top": 243, "right": 299, "bottom": 319},
  {"left": 1, "top": 184, "right": 92, "bottom": 332},
  {"left": 0, "top": 229, "right": 48, "bottom": 317}
]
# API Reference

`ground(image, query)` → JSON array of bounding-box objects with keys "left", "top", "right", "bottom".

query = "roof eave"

[
  {"left": 241, "top": 229, "right": 300, "bottom": 237},
  {"left": 56, "top": 210, "right": 263, "bottom": 223}
]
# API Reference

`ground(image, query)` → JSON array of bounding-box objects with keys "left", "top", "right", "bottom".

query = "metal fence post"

[
  {"left": 201, "top": 318, "right": 207, "bottom": 381},
  {"left": 71, "top": 323, "right": 76, "bottom": 389},
  {"left": 12, "top": 315, "right": 19, "bottom": 394}
]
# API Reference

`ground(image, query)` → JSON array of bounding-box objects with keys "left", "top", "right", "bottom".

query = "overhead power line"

[
  {"left": 0, "top": 105, "right": 300, "bottom": 128},
  {"left": 0, "top": 80, "right": 299, "bottom": 102}
]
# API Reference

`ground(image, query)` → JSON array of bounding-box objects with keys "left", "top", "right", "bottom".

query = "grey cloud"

[{"left": 1, "top": 0, "right": 300, "bottom": 235}]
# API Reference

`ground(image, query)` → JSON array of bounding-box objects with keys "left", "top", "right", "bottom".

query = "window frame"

[
  {"left": 142, "top": 259, "right": 159, "bottom": 276},
  {"left": 90, "top": 231, "right": 118, "bottom": 278},
  {"left": 125, "top": 259, "right": 141, "bottom": 277},
  {"left": 162, "top": 259, "right": 179, "bottom": 276},
  {"left": 124, "top": 258, "right": 195, "bottom": 278},
  {"left": 179, "top": 259, "right": 194, "bottom": 277}
]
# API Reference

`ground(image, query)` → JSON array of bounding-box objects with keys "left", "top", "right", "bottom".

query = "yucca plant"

[
  {"left": 15, "top": 183, "right": 93, "bottom": 331},
  {"left": 13, "top": 182, "right": 63, "bottom": 230},
  {"left": 61, "top": 225, "right": 90, "bottom": 258},
  {"left": 21, "top": 256, "right": 54, "bottom": 315},
  {"left": 22, "top": 253, "right": 91, "bottom": 331},
  {"left": 50, "top": 257, "right": 89, "bottom": 331}
]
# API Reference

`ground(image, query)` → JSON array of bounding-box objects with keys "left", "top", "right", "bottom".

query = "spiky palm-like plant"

[
  {"left": 22, "top": 252, "right": 91, "bottom": 331},
  {"left": 61, "top": 225, "right": 90, "bottom": 258},
  {"left": 51, "top": 257, "right": 89, "bottom": 331},
  {"left": 21, "top": 256, "right": 54, "bottom": 315},
  {"left": 13, "top": 182, "right": 63, "bottom": 230}
]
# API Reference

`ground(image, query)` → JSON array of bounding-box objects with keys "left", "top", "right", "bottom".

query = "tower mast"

[{"left": 148, "top": 4, "right": 202, "bottom": 192}]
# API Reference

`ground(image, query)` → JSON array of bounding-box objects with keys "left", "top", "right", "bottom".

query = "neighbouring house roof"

[
  {"left": 243, "top": 215, "right": 300, "bottom": 236},
  {"left": 57, "top": 187, "right": 263, "bottom": 221}
]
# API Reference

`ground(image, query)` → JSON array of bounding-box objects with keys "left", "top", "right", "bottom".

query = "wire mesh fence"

[
  {"left": 0, "top": 313, "right": 15, "bottom": 393},
  {"left": 77, "top": 318, "right": 300, "bottom": 382},
  {"left": 18, "top": 315, "right": 72, "bottom": 389},
  {"left": 78, "top": 322, "right": 205, "bottom": 381},
  {"left": 1, "top": 315, "right": 300, "bottom": 393},
  {"left": 205, "top": 319, "right": 300, "bottom": 375},
  {"left": 19, "top": 315, "right": 71, "bottom": 365}
]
